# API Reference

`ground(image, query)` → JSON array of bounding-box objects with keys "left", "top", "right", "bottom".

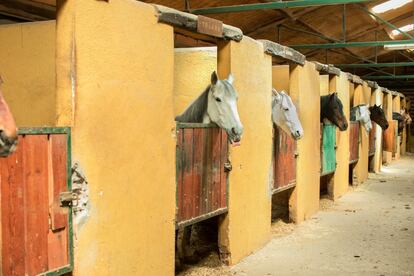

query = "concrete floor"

[{"left": 232, "top": 155, "right": 414, "bottom": 276}]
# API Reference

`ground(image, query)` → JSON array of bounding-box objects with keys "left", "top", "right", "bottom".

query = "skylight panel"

[
  {"left": 372, "top": 0, "right": 412, "bottom": 13},
  {"left": 391, "top": 24, "right": 414, "bottom": 36}
]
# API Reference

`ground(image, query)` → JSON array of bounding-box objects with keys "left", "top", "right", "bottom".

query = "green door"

[{"left": 321, "top": 124, "right": 336, "bottom": 175}]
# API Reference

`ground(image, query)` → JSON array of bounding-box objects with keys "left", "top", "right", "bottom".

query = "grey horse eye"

[
  {"left": 284, "top": 108, "right": 289, "bottom": 111},
  {"left": 215, "top": 97, "right": 222, "bottom": 102}
]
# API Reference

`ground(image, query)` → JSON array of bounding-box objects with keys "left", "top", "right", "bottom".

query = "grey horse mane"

[{"left": 175, "top": 86, "right": 210, "bottom": 123}]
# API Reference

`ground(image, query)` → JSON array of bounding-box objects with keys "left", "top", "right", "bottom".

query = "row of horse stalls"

[{"left": 0, "top": 0, "right": 410, "bottom": 275}]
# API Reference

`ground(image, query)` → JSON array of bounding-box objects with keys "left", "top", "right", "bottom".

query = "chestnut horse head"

[{"left": 0, "top": 80, "right": 17, "bottom": 157}]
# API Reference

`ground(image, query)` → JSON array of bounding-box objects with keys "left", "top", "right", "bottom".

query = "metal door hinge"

[{"left": 60, "top": 191, "right": 78, "bottom": 207}]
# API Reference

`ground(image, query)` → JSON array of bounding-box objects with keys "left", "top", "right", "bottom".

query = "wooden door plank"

[
  {"left": 1, "top": 137, "right": 25, "bottom": 276},
  {"left": 24, "top": 135, "right": 49, "bottom": 275}
]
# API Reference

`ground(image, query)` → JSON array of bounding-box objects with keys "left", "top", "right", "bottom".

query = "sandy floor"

[
  {"left": 180, "top": 155, "right": 414, "bottom": 276},
  {"left": 232, "top": 155, "right": 414, "bottom": 276}
]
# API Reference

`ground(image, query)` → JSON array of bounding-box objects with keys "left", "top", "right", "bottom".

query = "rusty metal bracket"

[
  {"left": 60, "top": 191, "right": 78, "bottom": 207},
  {"left": 224, "top": 161, "right": 232, "bottom": 172}
]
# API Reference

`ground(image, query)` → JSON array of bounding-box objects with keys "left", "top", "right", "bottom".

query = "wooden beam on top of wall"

[
  {"left": 154, "top": 5, "right": 243, "bottom": 42},
  {"left": 366, "top": 80, "right": 379, "bottom": 89},
  {"left": 259, "top": 39, "right": 306, "bottom": 65},
  {"left": 313, "top": 61, "right": 341, "bottom": 76},
  {"left": 347, "top": 73, "right": 363, "bottom": 84}
]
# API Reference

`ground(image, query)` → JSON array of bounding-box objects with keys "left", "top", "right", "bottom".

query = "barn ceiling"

[{"left": 1, "top": 0, "right": 414, "bottom": 109}]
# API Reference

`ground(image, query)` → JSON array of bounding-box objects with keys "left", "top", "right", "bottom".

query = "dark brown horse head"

[
  {"left": 369, "top": 104, "right": 388, "bottom": 130},
  {"left": 0, "top": 81, "right": 17, "bottom": 157},
  {"left": 320, "top": 93, "right": 348, "bottom": 131}
]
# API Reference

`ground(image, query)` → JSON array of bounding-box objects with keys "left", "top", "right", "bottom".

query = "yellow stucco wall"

[
  {"left": 289, "top": 62, "right": 320, "bottom": 222},
  {"left": 393, "top": 95, "right": 401, "bottom": 159},
  {"left": 173, "top": 47, "right": 217, "bottom": 115},
  {"left": 217, "top": 37, "right": 272, "bottom": 265},
  {"left": 353, "top": 83, "right": 369, "bottom": 184},
  {"left": 272, "top": 65, "right": 290, "bottom": 92},
  {"left": 330, "top": 73, "right": 350, "bottom": 199},
  {"left": 383, "top": 92, "right": 393, "bottom": 164},
  {"left": 56, "top": 1, "right": 176, "bottom": 275},
  {"left": 0, "top": 21, "right": 56, "bottom": 127},
  {"left": 401, "top": 97, "right": 407, "bottom": 155},
  {"left": 371, "top": 88, "right": 383, "bottom": 173}
]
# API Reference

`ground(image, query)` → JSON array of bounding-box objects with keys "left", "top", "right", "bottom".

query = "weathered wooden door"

[
  {"left": 176, "top": 123, "right": 229, "bottom": 228},
  {"left": 383, "top": 120, "right": 396, "bottom": 152},
  {"left": 0, "top": 128, "right": 73, "bottom": 276},
  {"left": 273, "top": 125, "right": 296, "bottom": 192},
  {"left": 321, "top": 124, "right": 336, "bottom": 176},
  {"left": 349, "top": 121, "right": 360, "bottom": 164},
  {"left": 368, "top": 123, "right": 376, "bottom": 156}
]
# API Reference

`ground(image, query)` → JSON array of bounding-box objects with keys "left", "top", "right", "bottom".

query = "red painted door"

[
  {"left": 273, "top": 126, "right": 296, "bottom": 191},
  {"left": 176, "top": 125, "right": 229, "bottom": 227},
  {"left": 0, "top": 130, "right": 72, "bottom": 276}
]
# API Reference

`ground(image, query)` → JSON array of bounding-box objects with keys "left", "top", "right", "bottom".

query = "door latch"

[
  {"left": 60, "top": 191, "right": 78, "bottom": 207},
  {"left": 224, "top": 161, "right": 232, "bottom": 172}
]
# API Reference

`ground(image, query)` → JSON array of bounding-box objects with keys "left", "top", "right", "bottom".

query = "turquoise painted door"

[{"left": 321, "top": 124, "right": 336, "bottom": 175}]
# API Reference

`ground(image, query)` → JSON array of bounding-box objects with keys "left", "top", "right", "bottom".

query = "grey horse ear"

[
  {"left": 211, "top": 71, "right": 218, "bottom": 85},
  {"left": 272, "top": 88, "right": 282, "bottom": 102},
  {"left": 227, "top": 73, "right": 234, "bottom": 84}
]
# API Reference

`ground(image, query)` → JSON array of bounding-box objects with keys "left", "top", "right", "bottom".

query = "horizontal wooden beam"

[
  {"left": 336, "top": 61, "right": 414, "bottom": 68},
  {"left": 365, "top": 75, "right": 414, "bottom": 80},
  {"left": 259, "top": 39, "right": 305, "bottom": 65},
  {"left": 290, "top": 39, "right": 414, "bottom": 49},
  {"left": 191, "top": 0, "right": 373, "bottom": 15}
]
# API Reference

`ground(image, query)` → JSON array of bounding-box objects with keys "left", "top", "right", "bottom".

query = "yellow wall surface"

[
  {"left": 353, "top": 84, "right": 369, "bottom": 184},
  {"left": 272, "top": 65, "right": 290, "bottom": 92},
  {"left": 289, "top": 62, "right": 321, "bottom": 222},
  {"left": 173, "top": 47, "right": 217, "bottom": 115},
  {"left": 371, "top": 88, "right": 383, "bottom": 173},
  {"left": 330, "top": 73, "right": 350, "bottom": 199},
  {"left": 57, "top": 1, "right": 176, "bottom": 275},
  {"left": 383, "top": 92, "right": 393, "bottom": 164},
  {"left": 393, "top": 95, "right": 401, "bottom": 159},
  {"left": 401, "top": 97, "right": 407, "bottom": 155},
  {"left": 0, "top": 21, "right": 56, "bottom": 127},
  {"left": 217, "top": 37, "right": 272, "bottom": 265}
]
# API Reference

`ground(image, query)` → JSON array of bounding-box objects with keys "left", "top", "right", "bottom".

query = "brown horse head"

[
  {"left": 0, "top": 81, "right": 17, "bottom": 157},
  {"left": 369, "top": 104, "right": 389, "bottom": 130},
  {"left": 320, "top": 93, "right": 348, "bottom": 131}
]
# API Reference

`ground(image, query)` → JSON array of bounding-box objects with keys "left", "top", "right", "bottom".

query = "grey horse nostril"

[{"left": 232, "top": 128, "right": 237, "bottom": 135}]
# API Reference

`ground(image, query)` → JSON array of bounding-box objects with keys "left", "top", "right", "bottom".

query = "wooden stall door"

[
  {"left": 383, "top": 120, "right": 396, "bottom": 152},
  {"left": 176, "top": 124, "right": 229, "bottom": 228},
  {"left": 349, "top": 121, "right": 360, "bottom": 164},
  {"left": 273, "top": 125, "right": 296, "bottom": 192},
  {"left": 0, "top": 129, "right": 72, "bottom": 276},
  {"left": 369, "top": 123, "right": 376, "bottom": 156},
  {"left": 321, "top": 124, "right": 336, "bottom": 175}
]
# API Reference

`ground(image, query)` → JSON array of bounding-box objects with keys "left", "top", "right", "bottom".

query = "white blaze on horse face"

[
  {"left": 207, "top": 76, "right": 243, "bottom": 145},
  {"left": 272, "top": 89, "right": 304, "bottom": 140}
]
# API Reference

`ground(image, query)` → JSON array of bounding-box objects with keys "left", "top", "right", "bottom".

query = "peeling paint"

[{"left": 71, "top": 161, "right": 90, "bottom": 229}]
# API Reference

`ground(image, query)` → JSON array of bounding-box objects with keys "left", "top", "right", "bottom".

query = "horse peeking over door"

[
  {"left": 175, "top": 71, "right": 243, "bottom": 146},
  {"left": 350, "top": 104, "right": 372, "bottom": 132},
  {"left": 320, "top": 92, "right": 348, "bottom": 131},
  {"left": 0, "top": 79, "right": 17, "bottom": 157},
  {"left": 272, "top": 88, "right": 303, "bottom": 140},
  {"left": 369, "top": 105, "right": 389, "bottom": 130}
]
